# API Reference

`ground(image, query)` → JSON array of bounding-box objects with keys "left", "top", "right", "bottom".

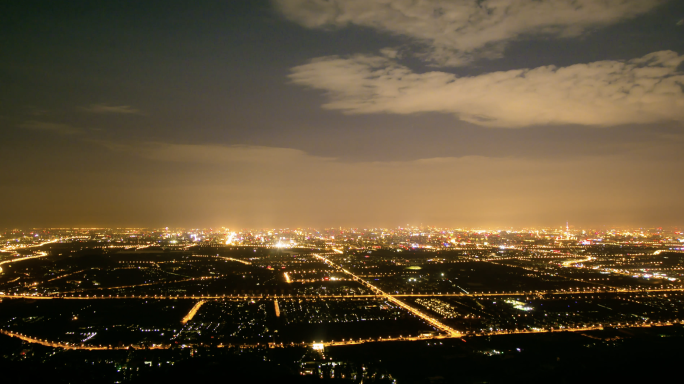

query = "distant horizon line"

[{"left": 1, "top": 224, "right": 680, "bottom": 231}]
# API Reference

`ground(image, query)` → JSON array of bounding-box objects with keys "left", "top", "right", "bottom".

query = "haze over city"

[{"left": 2, "top": 0, "right": 683, "bottom": 229}]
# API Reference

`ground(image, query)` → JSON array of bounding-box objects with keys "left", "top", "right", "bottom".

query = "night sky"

[{"left": 1, "top": 0, "right": 683, "bottom": 229}]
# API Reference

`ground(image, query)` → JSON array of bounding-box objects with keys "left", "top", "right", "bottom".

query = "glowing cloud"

[
  {"left": 274, "top": 0, "right": 664, "bottom": 66},
  {"left": 289, "top": 51, "right": 684, "bottom": 127}
]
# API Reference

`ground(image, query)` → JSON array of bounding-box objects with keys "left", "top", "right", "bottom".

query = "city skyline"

[
  {"left": 2, "top": 0, "right": 684, "bottom": 229},
  {"left": 1, "top": 222, "right": 683, "bottom": 382}
]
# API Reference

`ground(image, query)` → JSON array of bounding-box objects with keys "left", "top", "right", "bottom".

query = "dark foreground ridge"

[{"left": 2, "top": 325, "right": 683, "bottom": 383}]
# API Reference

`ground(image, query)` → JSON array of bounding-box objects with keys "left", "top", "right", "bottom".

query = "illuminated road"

[
  {"left": 57, "top": 275, "right": 224, "bottom": 294},
  {"left": 181, "top": 300, "right": 206, "bottom": 324},
  {"left": 212, "top": 256, "right": 251, "bottom": 265},
  {"left": 312, "top": 253, "right": 460, "bottom": 337},
  {"left": 0, "top": 329, "right": 167, "bottom": 350},
  {"left": 320, "top": 321, "right": 681, "bottom": 347},
  {"left": 0, "top": 251, "right": 49, "bottom": 273},
  {"left": 0, "top": 237, "right": 67, "bottom": 253},
  {"left": 0, "top": 236, "right": 89, "bottom": 273},
  {"left": 3, "top": 287, "right": 684, "bottom": 300},
  {"left": 0, "top": 329, "right": 110, "bottom": 350},
  {"left": 2, "top": 320, "right": 680, "bottom": 352},
  {"left": 45, "top": 269, "right": 91, "bottom": 282},
  {"left": 0, "top": 236, "right": 95, "bottom": 273},
  {"left": 561, "top": 255, "right": 594, "bottom": 267}
]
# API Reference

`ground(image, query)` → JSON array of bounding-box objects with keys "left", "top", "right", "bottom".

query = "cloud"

[
  {"left": 289, "top": 50, "right": 684, "bottom": 127},
  {"left": 19, "top": 121, "right": 82, "bottom": 135},
  {"left": 274, "top": 0, "right": 664, "bottom": 66},
  {"left": 678, "top": 18, "right": 684, "bottom": 26},
  {"left": 80, "top": 103, "right": 141, "bottom": 114}
]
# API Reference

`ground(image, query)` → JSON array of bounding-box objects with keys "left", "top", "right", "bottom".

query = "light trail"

[
  {"left": 181, "top": 300, "right": 206, "bottom": 324},
  {"left": 284, "top": 272, "right": 291, "bottom": 283},
  {"left": 274, "top": 299, "right": 280, "bottom": 317}
]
